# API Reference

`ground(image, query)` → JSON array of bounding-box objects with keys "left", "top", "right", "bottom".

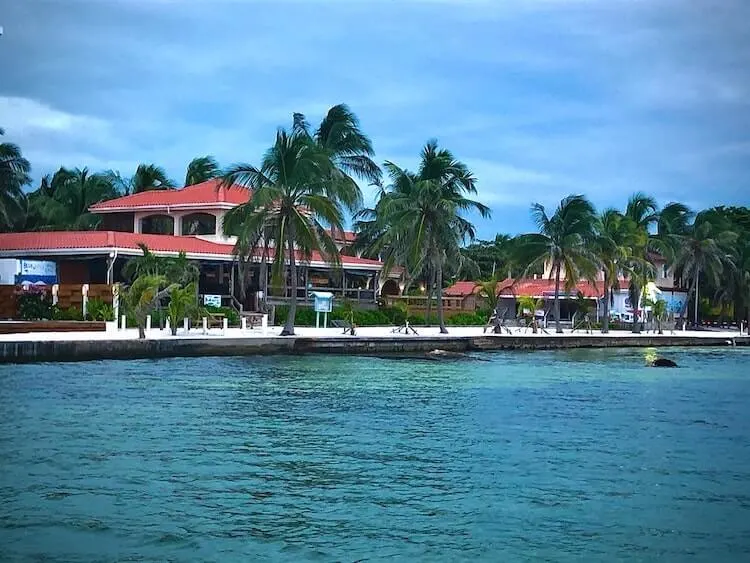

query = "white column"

[
  {"left": 183, "top": 317, "right": 189, "bottom": 334},
  {"left": 222, "top": 318, "right": 228, "bottom": 335},
  {"left": 146, "top": 315, "right": 152, "bottom": 332},
  {"left": 81, "top": 284, "right": 89, "bottom": 319},
  {"left": 261, "top": 314, "right": 268, "bottom": 336},
  {"left": 173, "top": 213, "right": 181, "bottom": 236},
  {"left": 121, "top": 314, "right": 127, "bottom": 330},
  {"left": 241, "top": 317, "right": 247, "bottom": 331},
  {"left": 202, "top": 317, "right": 208, "bottom": 335},
  {"left": 165, "top": 318, "right": 171, "bottom": 332}
]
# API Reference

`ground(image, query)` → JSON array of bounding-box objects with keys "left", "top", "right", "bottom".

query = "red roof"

[
  {"left": 500, "top": 278, "right": 604, "bottom": 298},
  {"left": 89, "top": 179, "right": 251, "bottom": 211},
  {"left": 444, "top": 278, "right": 515, "bottom": 297},
  {"left": 0, "top": 231, "right": 385, "bottom": 268}
]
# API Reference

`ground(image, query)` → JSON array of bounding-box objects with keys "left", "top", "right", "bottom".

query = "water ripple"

[{"left": 1, "top": 348, "right": 750, "bottom": 561}]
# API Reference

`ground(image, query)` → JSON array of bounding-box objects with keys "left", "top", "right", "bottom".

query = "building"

[{"left": 0, "top": 180, "right": 398, "bottom": 311}]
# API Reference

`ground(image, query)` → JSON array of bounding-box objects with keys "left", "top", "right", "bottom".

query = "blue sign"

[
  {"left": 203, "top": 294, "right": 222, "bottom": 307},
  {"left": 16, "top": 260, "right": 57, "bottom": 285},
  {"left": 311, "top": 291, "right": 333, "bottom": 313}
]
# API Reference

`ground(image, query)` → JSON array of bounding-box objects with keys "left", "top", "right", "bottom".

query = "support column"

[{"left": 173, "top": 214, "right": 181, "bottom": 236}]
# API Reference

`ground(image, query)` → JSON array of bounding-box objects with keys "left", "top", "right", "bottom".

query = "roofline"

[
  {"left": 89, "top": 202, "right": 239, "bottom": 213},
  {"left": 0, "top": 246, "right": 388, "bottom": 272}
]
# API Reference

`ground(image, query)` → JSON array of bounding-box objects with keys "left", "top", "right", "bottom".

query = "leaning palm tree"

[
  {"left": 515, "top": 195, "right": 598, "bottom": 333},
  {"left": 221, "top": 127, "right": 357, "bottom": 336},
  {"left": 370, "top": 141, "right": 490, "bottom": 333},
  {"left": 184, "top": 156, "right": 220, "bottom": 186},
  {"left": 673, "top": 210, "right": 737, "bottom": 327},
  {"left": 517, "top": 295, "right": 544, "bottom": 334},
  {"left": 0, "top": 128, "right": 31, "bottom": 231},
  {"left": 123, "top": 275, "right": 178, "bottom": 339},
  {"left": 474, "top": 276, "right": 503, "bottom": 316}
]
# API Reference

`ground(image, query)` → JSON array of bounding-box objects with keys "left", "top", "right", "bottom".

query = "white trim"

[
  {"left": 90, "top": 202, "right": 240, "bottom": 213},
  {"left": 0, "top": 246, "right": 387, "bottom": 272}
]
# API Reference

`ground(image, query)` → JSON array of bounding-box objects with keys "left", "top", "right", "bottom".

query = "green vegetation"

[{"left": 221, "top": 104, "right": 379, "bottom": 336}]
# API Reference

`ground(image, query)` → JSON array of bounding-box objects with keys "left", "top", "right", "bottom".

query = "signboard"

[
  {"left": 16, "top": 260, "right": 57, "bottom": 285},
  {"left": 311, "top": 291, "right": 333, "bottom": 313},
  {"left": 203, "top": 294, "right": 222, "bottom": 308}
]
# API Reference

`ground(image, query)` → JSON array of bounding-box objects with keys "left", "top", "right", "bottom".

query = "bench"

[
  {"left": 206, "top": 312, "right": 225, "bottom": 330},
  {"left": 331, "top": 319, "right": 356, "bottom": 335}
]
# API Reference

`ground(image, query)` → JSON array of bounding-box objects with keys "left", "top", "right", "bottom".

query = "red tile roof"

[
  {"left": 89, "top": 179, "right": 251, "bottom": 211},
  {"left": 499, "top": 278, "right": 604, "bottom": 298},
  {"left": 0, "top": 231, "right": 385, "bottom": 268},
  {"left": 444, "top": 278, "right": 515, "bottom": 297}
]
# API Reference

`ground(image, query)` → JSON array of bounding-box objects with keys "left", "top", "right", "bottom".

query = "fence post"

[
  {"left": 202, "top": 317, "right": 208, "bottom": 335},
  {"left": 146, "top": 315, "right": 152, "bottom": 333},
  {"left": 183, "top": 317, "right": 189, "bottom": 334},
  {"left": 112, "top": 284, "right": 119, "bottom": 326},
  {"left": 261, "top": 314, "right": 268, "bottom": 336},
  {"left": 222, "top": 317, "right": 228, "bottom": 335},
  {"left": 121, "top": 314, "right": 127, "bottom": 331},
  {"left": 52, "top": 284, "right": 59, "bottom": 306},
  {"left": 165, "top": 317, "right": 171, "bottom": 333},
  {"left": 81, "top": 284, "right": 89, "bottom": 319},
  {"left": 241, "top": 317, "right": 247, "bottom": 331}
]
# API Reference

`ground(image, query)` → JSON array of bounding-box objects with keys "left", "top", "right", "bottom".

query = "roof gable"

[{"left": 89, "top": 179, "right": 251, "bottom": 212}]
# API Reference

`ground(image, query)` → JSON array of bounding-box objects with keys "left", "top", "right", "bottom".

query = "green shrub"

[
  {"left": 52, "top": 306, "right": 83, "bottom": 321},
  {"left": 205, "top": 305, "right": 239, "bottom": 326},
  {"left": 86, "top": 298, "right": 114, "bottom": 321},
  {"left": 17, "top": 290, "right": 53, "bottom": 320}
]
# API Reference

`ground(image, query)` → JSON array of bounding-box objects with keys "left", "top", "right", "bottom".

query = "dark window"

[
  {"left": 140, "top": 215, "right": 174, "bottom": 235},
  {"left": 181, "top": 213, "right": 217, "bottom": 236}
]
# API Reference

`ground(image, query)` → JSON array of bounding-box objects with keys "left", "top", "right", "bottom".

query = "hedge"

[{"left": 273, "top": 305, "right": 489, "bottom": 327}]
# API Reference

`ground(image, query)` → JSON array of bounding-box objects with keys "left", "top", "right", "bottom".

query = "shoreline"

[{"left": 0, "top": 326, "right": 747, "bottom": 363}]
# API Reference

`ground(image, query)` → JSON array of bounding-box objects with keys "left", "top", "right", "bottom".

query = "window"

[{"left": 181, "top": 213, "right": 217, "bottom": 236}]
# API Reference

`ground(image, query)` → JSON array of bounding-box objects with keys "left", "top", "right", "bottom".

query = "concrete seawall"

[{"left": 1, "top": 334, "right": 748, "bottom": 364}]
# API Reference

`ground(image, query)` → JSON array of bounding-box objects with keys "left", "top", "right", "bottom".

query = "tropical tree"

[
  {"left": 30, "top": 167, "right": 119, "bottom": 230},
  {"left": 363, "top": 141, "right": 489, "bottom": 333},
  {"left": 593, "top": 209, "right": 646, "bottom": 333},
  {"left": 517, "top": 295, "right": 544, "bottom": 334},
  {"left": 514, "top": 195, "right": 598, "bottom": 333},
  {"left": 106, "top": 164, "right": 175, "bottom": 195},
  {"left": 293, "top": 103, "right": 381, "bottom": 187},
  {"left": 221, "top": 127, "right": 359, "bottom": 335},
  {"left": 474, "top": 276, "right": 504, "bottom": 316},
  {"left": 123, "top": 275, "right": 177, "bottom": 339},
  {"left": 623, "top": 193, "right": 661, "bottom": 332},
  {"left": 645, "top": 297, "right": 668, "bottom": 334},
  {"left": 462, "top": 234, "right": 519, "bottom": 280},
  {"left": 0, "top": 128, "right": 31, "bottom": 231},
  {"left": 185, "top": 156, "right": 220, "bottom": 186},
  {"left": 673, "top": 210, "right": 737, "bottom": 327},
  {"left": 166, "top": 282, "right": 201, "bottom": 335}
]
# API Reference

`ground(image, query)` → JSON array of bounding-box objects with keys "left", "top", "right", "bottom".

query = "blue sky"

[{"left": 1, "top": 0, "right": 748, "bottom": 237}]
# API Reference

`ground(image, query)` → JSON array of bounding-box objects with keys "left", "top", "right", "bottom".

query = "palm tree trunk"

[
  {"left": 693, "top": 267, "right": 700, "bottom": 328},
  {"left": 554, "top": 263, "right": 562, "bottom": 334},
  {"left": 602, "top": 275, "right": 610, "bottom": 334},
  {"left": 261, "top": 240, "right": 269, "bottom": 312},
  {"left": 436, "top": 262, "right": 448, "bottom": 334},
  {"left": 425, "top": 265, "right": 433, "bottom": 327},
  {"left": 281, "top": 224, "right": 296, "bottom": 336},
  {"left": 631, "top": 282, "right": 641, "bottom": 334}
]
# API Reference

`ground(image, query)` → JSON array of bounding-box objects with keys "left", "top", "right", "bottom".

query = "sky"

[{"left": 1, "top": 0, "right": 748, "bottom": 237}]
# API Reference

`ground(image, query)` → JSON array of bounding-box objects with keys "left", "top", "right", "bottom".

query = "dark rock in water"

[
  {"left": 426, "top": 349, "right": 472, "bottom": 360},
  {"left": 651, "top": 358, "right": 678, "bottom": 368}
]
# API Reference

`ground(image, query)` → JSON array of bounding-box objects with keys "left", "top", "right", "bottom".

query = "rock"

[{"left": 651, "top": 358, "right": 678, "bottom": 368}]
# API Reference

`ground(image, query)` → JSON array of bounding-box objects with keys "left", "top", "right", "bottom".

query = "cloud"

[{"left": 0, "top": 0, "right": 748, "bottom": 237}]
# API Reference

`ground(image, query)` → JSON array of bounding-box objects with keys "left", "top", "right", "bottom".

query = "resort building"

[{"left": 0, "top": 180, "right": 399, "bottom": 312}]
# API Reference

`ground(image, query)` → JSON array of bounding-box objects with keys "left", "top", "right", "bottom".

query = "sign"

[
  {"left": 16, "top": 259, "right": 57, "bottom": 285},
  {"left": 311, "top": 291, "right": 333, "bottom": 313},
  {"left": 203, "top": 294, "right": 222, "bottom": 308}
]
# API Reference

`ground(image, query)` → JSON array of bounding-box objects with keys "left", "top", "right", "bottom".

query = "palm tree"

[
  {"left": 185, "top": 156, "right": 220, "bottom": 186},
  {"left": 368, "top": 141, "right": 490, "bottom": 333},
  {"left": 122, "top": 243, "right": 164, "bottom": 281},
  {"left": 645, "top": 297, "right": 667, "bottom": 334},
  {"left": 673, "top": 210, "right": 737, "bottom": 327},
  {"left": 624, "top": 193, "right": 660, "bottom": 332},
  {"left": 517, "top": 296, "right": 544, "bottom": 334},
  {"left": 123, "top": 275, "right": 178, "bottom": 339},
  {"left": 474, "top": 276, "right": 503, "bottom": 316},
  {"left": 293, "top": 103, "right": 381, "bottom": 187},
  {"left": 515, "top": 195, "right": 598, "bottom": 333},
  {"left": 31, "top": 167, "right": 119, "bottom": 230},
  {"left": 166, "top": 282, "right": 200, "bottom": 335},
  {"left": 594, "top": 209, "right": 644, "bottom": 333},
  {"left": 0, "top": 128, "right": 31, "bottom": 231},
  {"left": 221, "top": 127, "right": 357, "bottom": 336},
  {"left": 106, "top": 164, "right": 175, "bottom": 195}
]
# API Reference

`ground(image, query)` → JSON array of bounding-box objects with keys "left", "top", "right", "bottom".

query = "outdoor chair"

[{"left": 331, "top": 319, "right": 356, "bottom": 335}]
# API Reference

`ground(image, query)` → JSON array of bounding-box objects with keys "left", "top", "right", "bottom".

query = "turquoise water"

[{"left": 1, "top": 349, "right": 750, "bottom": 562}]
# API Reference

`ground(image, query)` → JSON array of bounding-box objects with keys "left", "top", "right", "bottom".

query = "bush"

[
  {"left": 86, "top": 298, "right": 114, "bottom": 321},
  {"left": 17, "top": 289, "right": 53, "bottom": 320},
  {"left": 52, "top": 306, "right": 83, "bottom": 321}
]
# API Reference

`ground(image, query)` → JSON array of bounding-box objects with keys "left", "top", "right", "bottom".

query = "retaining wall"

[{"left": 0, "top": 334, "right": 747, "bottom": 364}]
